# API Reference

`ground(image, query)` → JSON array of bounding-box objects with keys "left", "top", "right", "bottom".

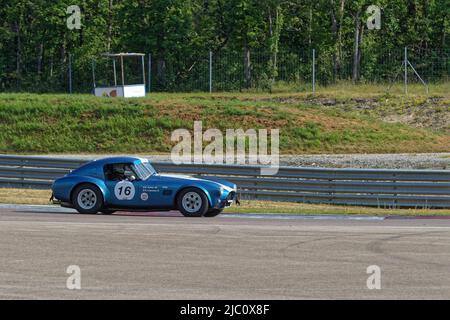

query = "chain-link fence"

[{"left": 0, "top": 47, "right": 448, "bottom": 94}]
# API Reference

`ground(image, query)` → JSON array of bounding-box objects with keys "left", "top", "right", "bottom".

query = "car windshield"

[{"left": 131, "top": 161, "right": 157, "bottom": 180}]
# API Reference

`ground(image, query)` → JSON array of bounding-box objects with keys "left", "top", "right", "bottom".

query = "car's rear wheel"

[
  {"left": 204, "top": 208, "right": 223, "bottom": 217},
  {"left": 72, "top": 184, "right": 103, "bottom": 214},
  {"left": 177, "top": 188, "right": 209, "bottom": 217}
]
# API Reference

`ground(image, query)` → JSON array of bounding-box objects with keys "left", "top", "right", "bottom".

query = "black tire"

[
  {"left": 71, "top": 183, "right": 103, "bottom": 214},
  {"left": 100, "top": 209, "right": 115, "bottom": 215},
  {"left": 177, "top": 187, "right": 209, "bottom": 217},
  {"left": 204, "top": 209, "right": 223, "bottom": 217}
]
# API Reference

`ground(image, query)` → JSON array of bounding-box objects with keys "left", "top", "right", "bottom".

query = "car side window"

[{"left": 104, "top": 163, "right": 135, "bottom": 181}]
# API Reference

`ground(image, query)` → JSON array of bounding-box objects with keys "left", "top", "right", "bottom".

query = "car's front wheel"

[
  {"left": 177, "top": 188, "right": 209, "bottom": 217},
  {"left": 204, "top": 208, "right": 223, "bottom": 217},
  {"left": 72, "top": 184, "right": 103, "bottom": 214}
]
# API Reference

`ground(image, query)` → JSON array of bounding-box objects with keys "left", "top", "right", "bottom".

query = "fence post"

[
  {"left": 141, "top": 55, "right": 145, "bottom": 92},
  {"left": 312, "top": 49, "right": 316, "bottom": 95},
  {"left": 91, "top": 60, "right": 96, "bottom": 91},
  {"left": 148, "top": 53, "right": 152, "bottom": 93},
  {"left": 120, "top": 55, "right": 125, "bottom": 86},
  {"left": 113, "top": 59, "right": 117, "bottom": 86},
  {"left": 68, "top": 53, "right": 72, "bottom": 94},
  {"left": 404, "top": 46, "right": 407, "bottom": 94},
  {"left": 209, "top": 50, "right": 213, "bottom": 93}
]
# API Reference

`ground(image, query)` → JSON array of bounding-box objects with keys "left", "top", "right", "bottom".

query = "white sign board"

[{"left": 123, "top": 85, "right": 146, "bottom": 97}]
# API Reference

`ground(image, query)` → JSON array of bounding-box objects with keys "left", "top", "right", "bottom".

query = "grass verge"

[
  {"left": 1, "top": 188, "right": 448, "bottom": 216},
  {"left": 0, "top": 83, "right": 449, "bottom": 154}
]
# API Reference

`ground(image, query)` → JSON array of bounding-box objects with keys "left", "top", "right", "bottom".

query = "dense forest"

[{"left": 0, "top": 0, "right": 448, "bottom": 92}]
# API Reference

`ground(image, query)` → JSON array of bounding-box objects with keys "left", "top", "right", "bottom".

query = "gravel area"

[
  {"left": 278, "top": 153, "right": 450, "bottom": 170},
  {"left": 26, "top": 153, "right": 450, "bottom": 170}
]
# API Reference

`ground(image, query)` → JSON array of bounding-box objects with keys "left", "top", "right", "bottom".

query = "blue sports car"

[{"left": 51, "top": 156, "right": 238, "bottom": 217}]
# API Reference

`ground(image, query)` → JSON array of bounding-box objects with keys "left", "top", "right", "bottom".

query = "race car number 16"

[{"left": 114, "top": 181, "right": 135, "bottom": 200}]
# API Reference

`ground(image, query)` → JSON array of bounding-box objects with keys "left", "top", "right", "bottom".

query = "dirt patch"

[{"left": 379, "top": 97, "right": 450, "bottom": 133}]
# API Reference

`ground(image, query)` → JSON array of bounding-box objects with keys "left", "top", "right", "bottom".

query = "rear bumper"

[{"left": 51, "top": 194, "right": 73, "bottom": 208}]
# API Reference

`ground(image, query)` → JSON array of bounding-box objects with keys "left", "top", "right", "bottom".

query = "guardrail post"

[
  {"left": 393, "top": 172, "right": 398, "bottom": 209},
  {"left": 328, "top": 172, "right": 333, "bottom": 204},
  {"left": 254, "top": 167, "right": 259, "bottom": 201},
  {"left": 19, "top": 158, "right": 25, "bottom": 188}
]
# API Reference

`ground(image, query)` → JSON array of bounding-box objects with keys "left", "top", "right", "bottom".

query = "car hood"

[{"left": 154, "top": 174, "right": 236, "bottom": 190}]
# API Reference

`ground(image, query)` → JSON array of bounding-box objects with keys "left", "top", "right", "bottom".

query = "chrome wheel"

[
  {"left": 77, "top": 189, "right": 97, "bottom": 210},
  {"left": 182, "top": 191, "right": 202, "bottom": 213}
]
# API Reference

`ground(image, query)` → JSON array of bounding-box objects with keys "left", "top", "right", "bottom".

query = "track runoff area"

[{"left": 1, "top": 204, "right": 450, "bottom": 305}]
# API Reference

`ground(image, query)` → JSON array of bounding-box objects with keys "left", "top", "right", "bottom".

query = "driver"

[
  {"left": 109, "top": 164, "right": 136, "bottom": 181},
  {"left": 123, "top": 165, "right": 135, "bottom": 180},
  {"left": 110, "top": 165, "right": 125, "bottom": 181}
]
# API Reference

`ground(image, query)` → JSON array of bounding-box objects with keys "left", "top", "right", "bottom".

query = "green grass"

[{"left": 0, "top": 83, "right": 448, "bottom": 154}]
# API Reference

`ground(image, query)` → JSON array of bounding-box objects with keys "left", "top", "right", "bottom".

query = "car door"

[
  {"left": 103, "top": 162, "right": 145, "bottom": 208},
  {"left": 103, "top": 163, "right": 172, "bottom": 209},
  {"left": 104, "top": 178, "right": 140, "bottom": 207},
  {"left": 107, "top": 177, "right": 173, "bottom": 208},
  {"left": 138, "top": 176, "right": 175, "bottom": 208}
]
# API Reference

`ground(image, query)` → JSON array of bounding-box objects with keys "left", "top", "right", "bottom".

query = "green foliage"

[{"left": 0, "top": 0, "right": 447, "bottom": 92}]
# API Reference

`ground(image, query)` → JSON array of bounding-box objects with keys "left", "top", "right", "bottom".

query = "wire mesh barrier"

[
  {"left": 0, "top": 155, "right": 449, "bottom": 208},
  {"left": 1, "top": 47, "right": 448, "bottom": 93}
]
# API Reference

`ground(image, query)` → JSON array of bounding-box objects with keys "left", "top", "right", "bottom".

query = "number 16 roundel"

[{"left": 114, "top": 180, "right": 135, "bottom": 200}]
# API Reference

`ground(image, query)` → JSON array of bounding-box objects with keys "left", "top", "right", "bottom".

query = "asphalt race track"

[{"left": 1, "top": 204, "right": 450, "bottom": 299}]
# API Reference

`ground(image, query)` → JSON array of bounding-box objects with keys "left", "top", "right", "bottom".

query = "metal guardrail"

[{"left": 0, "top": 155, "right": 449, "bottom": 208}]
